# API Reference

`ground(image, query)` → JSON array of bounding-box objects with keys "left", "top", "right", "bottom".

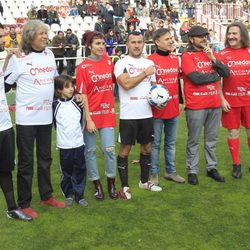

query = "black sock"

[
  {"left": 0, "top": 172, "right": 17, "bottom": 211},
  {"left": 117, "top": 156, "right": 128, "bottom": 187},
  {"left": 140, "top": 154, "right": 151, "bottom": 184}
]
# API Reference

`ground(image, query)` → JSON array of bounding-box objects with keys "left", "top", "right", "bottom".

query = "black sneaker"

[
  {"left": 207, "top": 169, "right": 225, "bottom": 182},
  {"left": 7, "top": 208, "right": 33, "bottom": 221},
  {"left": 232, "top": 164, "right": 242, "bottom": 179},
  {"left": 188, "top": 173, "right": 199, "bottom": 185}
]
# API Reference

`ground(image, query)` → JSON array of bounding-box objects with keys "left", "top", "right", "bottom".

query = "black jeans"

[
  {"left": 66, "top": 59, "right": 76, "bottom": 76},
  {"left": 55, "top": 55, "right": 64, "bottom": 74},
  {"left": 16, "top": 124, "right": 53, "bottom": 208}
]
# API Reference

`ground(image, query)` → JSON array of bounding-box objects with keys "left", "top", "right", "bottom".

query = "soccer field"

[{"left": 0, "top": 109, "right": 250, "bottom": 250}]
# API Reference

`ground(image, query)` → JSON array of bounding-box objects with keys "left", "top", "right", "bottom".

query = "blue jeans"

[
  {"left": 151, "top": 117, "right": 179, "bottom": 174},
  {"left": 84, "top": 127, "right": 116, "bottom": 181}
]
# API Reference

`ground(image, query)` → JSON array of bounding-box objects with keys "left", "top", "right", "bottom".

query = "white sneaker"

[
  {"left": 139, "top": 181, "right": 162, "bottom": 192},
  {"left": 119, "top": 186, "right": 132, "bottom": 200}
]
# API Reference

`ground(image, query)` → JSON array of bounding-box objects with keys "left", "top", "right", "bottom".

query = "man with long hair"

[
  {"left": 181, "top": 26, "right": 230, "bottom": 185},
  {"left": 218, "top": 22, "right": 250, "bottom": 178},
  {"left": 4, "top": 20, "right": 65, "bottom": 219}
]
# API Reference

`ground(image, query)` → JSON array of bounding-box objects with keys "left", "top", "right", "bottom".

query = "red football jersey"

[
  {"left": 218, "top": 46, "right": 250, "bottom": 107},
  {"left": 181, "top": 51, "right": 221, "bottom": 109},
  {"left": 148, "top": 52, "right": 180, "bottom": 119},
  {"left": 76, "top": 56, "right": 116, "bottom": 128}
]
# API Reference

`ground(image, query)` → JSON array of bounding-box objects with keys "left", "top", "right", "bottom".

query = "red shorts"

[{"left": 221, "top": 106, "right": 250, "bottom": 129}]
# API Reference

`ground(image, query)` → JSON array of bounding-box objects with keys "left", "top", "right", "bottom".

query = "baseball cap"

[{"left": 188, "top": 26, "right": 209, "bottom": 37}]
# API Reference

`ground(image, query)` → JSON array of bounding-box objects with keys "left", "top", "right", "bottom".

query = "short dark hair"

[
  {"left": 225, "top": 22, "right": 249, "bottom": 48},
  {"left": 86, "top": 31, "right": 105, "bottom": 48},
  {"left": 152, "top": 28, "right": 171, "bottom": 43},
  {"left": 127, "top": 31, "right": 143, "bottom": 42},
  {"left": 115, "top": 47, "right": 123, "bottom": 53},
  {"left": 54, "top": 74, "right": 74, "bottom": 98}
]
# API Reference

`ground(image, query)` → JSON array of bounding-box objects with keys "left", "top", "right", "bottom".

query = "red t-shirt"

[
  {"left": 148, "top": 52, "right": 180, "bottom": 119},
  {"left": 76, "top": 56, "right": 116, "bottom": 128},
  {"left": 217, "top": 46, "right": 250, "bottom": 107},
  {"left": 181, "top": 51, "right": 221, "bottom": 109}
]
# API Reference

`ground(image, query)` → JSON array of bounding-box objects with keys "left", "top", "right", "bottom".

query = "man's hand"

[
  {"left": 74, "top": 93, "right": 84, "bottom": 107},
  {"left": 86, "top": 119, "right": 97, "bottom": 133},
  {"left": 6, "top": 48, "right": 21, "bottom": 58},
  {"left": 144, "top": 65, "right": 155, "bottom": 76},
  {"left": 203, "top": 46, "right": 216, "bottom": 63},
  {"left": 221, "top": 98, "right": 231, "bottom": 112},
  {"left": 179, "top": 104, "right": 184, "bottom": 114}
]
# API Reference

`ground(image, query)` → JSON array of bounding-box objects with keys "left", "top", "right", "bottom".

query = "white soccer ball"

[{"left": 147, "top": 84, "right": 170, "bottom": 108}]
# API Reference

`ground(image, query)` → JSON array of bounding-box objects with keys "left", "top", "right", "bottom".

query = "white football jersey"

[
  {"left": 5, "top": 49, "right": 58, "bottom": 125},
  {"left": 114, "top": 55, "right": 156, "bottom": 119},
  {"left": 0, "top": 69, "right": 12, "bottom": 132}
]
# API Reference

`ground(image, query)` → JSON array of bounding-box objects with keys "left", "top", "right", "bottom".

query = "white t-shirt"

[
  {"left": 0, "top": 69, "right": 12, "bottom": 132},
  {"left": 4, "top": 49, "right": 58, "bottom": 125},
  {"left": 114, "top": 55, "right": 156, "bottom": 119}
]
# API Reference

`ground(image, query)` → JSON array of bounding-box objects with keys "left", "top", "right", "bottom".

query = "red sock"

[
  {"left": 248, "top": 137, "right": 250, "bottom": 149},
  {"left": 228, "top": 138, "right": 240, "bottom": 164}
]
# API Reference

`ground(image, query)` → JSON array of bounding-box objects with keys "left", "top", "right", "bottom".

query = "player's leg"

[
  {"left": 0, "top": 128, "right": 32, "bottom": 221},
  {"left": 222, "top": 107, "right": 241, "bottom": 178},
  {"left": 204, "top": 108, "right": 225, "bottom": 182},
  {"left": 99, "top": 127, "right": 118, "bottom": 200},
  {"left": 150, "top": 118, "right": 163, "bottom": 185},
  {"left": 84, "top": 130, "right": 104, "bottom": 200},
  {"left": 163, "top": 117, "right": 185, "bottom": 183},
  {"left": 138, "top": 118, "right": 162, "bottom": 192},
  {"left": 117, "top": 119, "right": 134, "bottom": 200}
]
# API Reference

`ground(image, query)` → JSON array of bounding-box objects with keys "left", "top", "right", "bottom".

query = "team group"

[{"left": 0, "top": 19, "right": 249, "bottom": 221}]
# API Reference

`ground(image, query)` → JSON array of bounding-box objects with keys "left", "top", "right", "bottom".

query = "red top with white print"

[
  {"left": 76, "top": 56, "right": 116, "bottom": 128},
  {"left": 148, "top": 52, "right": 180, "bottom": 119},
  {"left": 217, "top": 46, "right": 250, "bottom": 107},
  {"left": 181, "top": 51, "right": 221, "bottom": 109}
]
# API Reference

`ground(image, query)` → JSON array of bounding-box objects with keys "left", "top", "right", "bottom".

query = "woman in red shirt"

[{"left": 76, "top": 32, "right": 118, "bottom": 200}]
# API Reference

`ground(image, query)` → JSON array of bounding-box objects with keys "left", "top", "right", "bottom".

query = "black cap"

[{"left": 188, "top": 26, "right": 209, "bottom": 37}]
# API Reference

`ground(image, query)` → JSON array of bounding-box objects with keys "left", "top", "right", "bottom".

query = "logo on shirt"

[
  {"left": 220, "top": 50, "right": 230, "bottom": 55},
  {"left": 227, "top": 60, "right": 250, "bottom": 67},
  {"left": 30, "top": 66, "right": 56, "bottom": 76},
  {"left": 89, "top": 70, "right": 112, "bottom": 83},
  {"left": 237, "top": 86, "right": 246, "bottom": 92},
  {"left": 207, "top": 85, "right": 215, "bottom": 90},
  {"left": 127, "top": 64, "right": 145, "bottom": 75},
  {"left": 100, "top": 103, "right": 110, "bottom": 109},
  {"left": 155, "top": 65, "right": 178, "bottom": 76},
  {"left": 197, "top": 61, "right": 212, "bottom": 69},
  {"left": 26, "top": 62, "right": 33, "bottom": 66}
]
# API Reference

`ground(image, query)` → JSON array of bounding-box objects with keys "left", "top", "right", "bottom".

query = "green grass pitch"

[{"left": 0, "top": 105, "right": 250, "bottom": 250}]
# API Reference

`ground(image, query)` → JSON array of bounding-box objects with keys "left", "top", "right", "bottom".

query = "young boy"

[{"left": 53, "top": 75, "right": 88, "bottom": 207}]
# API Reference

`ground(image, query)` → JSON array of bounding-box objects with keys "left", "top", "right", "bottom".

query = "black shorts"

[
  {"left": 118, "top": 118, "right": 154, "bottom": 145},
  {"left": 0, "top": 127, "right": 15, "bottom": 172}
]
